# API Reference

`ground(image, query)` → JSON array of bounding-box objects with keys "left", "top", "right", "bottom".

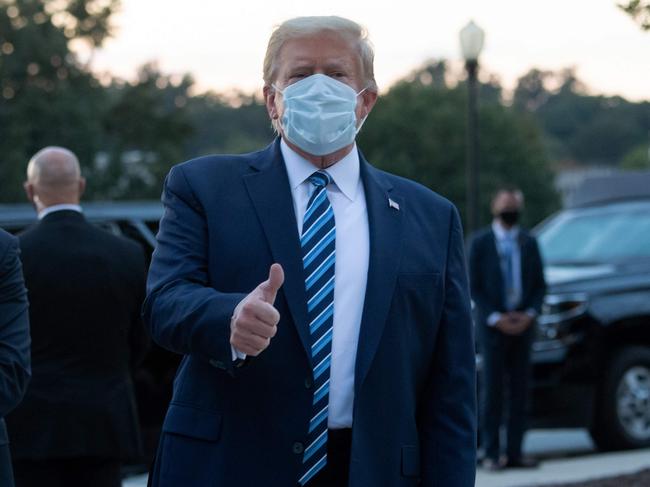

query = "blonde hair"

[{"left": 263, "top": 16, "right": 377, "bottom": 92}]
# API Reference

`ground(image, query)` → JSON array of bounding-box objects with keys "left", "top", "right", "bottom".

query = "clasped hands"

[{"left": 495, "top": 311, "right": 534, "bottom": 336}]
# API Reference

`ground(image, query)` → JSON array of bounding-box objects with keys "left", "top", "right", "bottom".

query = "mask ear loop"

[
  {"left": 270, "top": 85, "right": 286, "bottom": 133},
  {"left": 355, "top": 86, "right": 370, "bottom": 133},
  {"left": 355, "top": 115, "right": 368, "bottom": 134}
]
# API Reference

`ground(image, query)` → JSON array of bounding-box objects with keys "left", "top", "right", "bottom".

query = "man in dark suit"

[
  {"left": 469, "top": 187, "right": 546, "bottom": 471},
  {"left": 144, "top": 16, "right": 476, "bottom": 487},
  {"left": 6, "top": 147, "right": 149, "bottom": 487},
  {"left": 0, "top": 229, "right": 31, "bottom": 487}
]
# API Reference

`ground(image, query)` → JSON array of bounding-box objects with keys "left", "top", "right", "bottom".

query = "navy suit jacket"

[
  {"left": 0, "top": 229, "right": 30, "bottom": 486},
  {"left": 144, "top": 139, "right": 476, "bottom": 487},
  {"left": 6, "top": 211, "right": 147, "bottom": 461},
  {"left": 468, "top": 227, "right": 546, "bottom": 333}
]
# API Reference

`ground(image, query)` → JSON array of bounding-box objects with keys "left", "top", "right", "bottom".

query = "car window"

[{"left": 538, "top": 208, "right": 650, "bottom": 264}]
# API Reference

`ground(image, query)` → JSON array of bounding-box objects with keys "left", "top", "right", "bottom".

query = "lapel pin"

[{"left": 388, "top": 198, "right": 400, "bottom": 211}]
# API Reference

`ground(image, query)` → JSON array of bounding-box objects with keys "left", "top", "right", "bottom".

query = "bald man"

[{"left": 5, "top": 147, "right": 149, "bottom": 487}]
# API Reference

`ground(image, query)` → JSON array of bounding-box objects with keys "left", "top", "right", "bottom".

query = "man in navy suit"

[
  {"left": 6, "top": 148, "right": 147, "bottom": 487},
  {"left": 469, "top": 188, "right": 546, "bottom": 471},
  {"left": 144, "top": 16, "right": 476, "bottom": 487},
  {"left": 0, "top": 229, "right": 31, "bottom": 487}
]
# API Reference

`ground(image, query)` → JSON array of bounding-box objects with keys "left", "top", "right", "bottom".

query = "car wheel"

[{"left": 591, "top": 346, "right": 650, "bottom": 451}]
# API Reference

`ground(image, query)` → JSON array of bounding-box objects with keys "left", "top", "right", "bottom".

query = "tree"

[
  {"left": 0, "top": 0, "right": 198, "bottom": 203},
  {"left": 620, "top": 145, "right": 650, "bottom": 169},
  {"left": 184, "top": 91, "right": 274, "bottom": 157},
  {"left": 359, "top": 62, "right": 560, "bottom": 229},
  {"left": 513, "top": 69, "right": 553, "bottom": 112},
  {"left": 92, "top": 64, "right": 194, "bottom": 199},
  {"left": 514, "top": 67, "right": 649, "bottom": 167},
  {"left": 619, "top": 0, "right": 650, "bottom": 30},
  {"left": 0, "top": 0, "right": 119, "bottom": 202}
]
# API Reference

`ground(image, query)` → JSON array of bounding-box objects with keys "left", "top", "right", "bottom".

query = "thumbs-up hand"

[{"left": 230, "top": 264, "right": 284, "bottom": 356}]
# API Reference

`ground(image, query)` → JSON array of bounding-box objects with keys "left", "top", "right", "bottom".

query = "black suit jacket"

[
  {"left": 469, "top": 226, "right": 546, "bottom": 331},
  {"left": 6, "top": 210, "right": 148, "bottom": 461},
  {"left": 0, "top": 230, "right": 30, "bottom": 485}
]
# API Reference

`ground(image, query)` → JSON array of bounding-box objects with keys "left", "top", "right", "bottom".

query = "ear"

[
  {"left": 263, "top": 85, "right": 279, "bottom": 120},
  {"left": 359, "top": 89, "right": 378, "bottom": 119},
  {"left": 23, "top": 181, "right": 35, "bottom": 203},
  {"left": 78, "top": 177, "right": 86, "bottom": 198}
]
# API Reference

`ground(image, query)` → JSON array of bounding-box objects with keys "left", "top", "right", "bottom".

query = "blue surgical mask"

[{"left": 273, "top": 74, "right": 367, "bottom": 156}]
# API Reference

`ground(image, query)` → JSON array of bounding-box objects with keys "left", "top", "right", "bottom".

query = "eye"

[
  {"left": 329, "top": 72, "right": 346, "bottom": 79},
  {"left": 289, "top": 72, "right": 308, "bottom": 81}
]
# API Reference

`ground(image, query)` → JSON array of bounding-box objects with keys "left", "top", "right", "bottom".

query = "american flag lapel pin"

[{"left": 388, "top": 198, "right": 400, "bottom": 211}]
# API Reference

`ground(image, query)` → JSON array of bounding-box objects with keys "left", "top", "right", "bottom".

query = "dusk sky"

[{"left": 86, "top": 0, "right": 650, "bottom": 101}]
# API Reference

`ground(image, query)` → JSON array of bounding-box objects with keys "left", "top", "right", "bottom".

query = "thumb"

[{"left": 258, "top": 263, "right": 284, "bottom": 304}]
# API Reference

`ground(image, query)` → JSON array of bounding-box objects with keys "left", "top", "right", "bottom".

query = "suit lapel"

[
  {"left": 488, "top": 230, "right": 503, "bottom": 278},
  {"left": 354, "top": 157, "right": 404, "bottom": 396},
  {"left": 518, "top": 231, "right": 530, "bottom": 297},
  {"left": 243, "top": 140, "right": 312, "bottom": 364},
  {"left": 243, "top": 143, "right": 406, "bottom": 377},
  {"left": 488, "top": 230, "right": 506, "bottom": 305}
]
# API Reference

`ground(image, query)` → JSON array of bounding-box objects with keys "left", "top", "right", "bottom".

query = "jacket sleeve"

[
  {"left": 129, "top": 246, "right": 150, "bottom": 371},
  {"left": 142, "top": 165, "right": 246, "bottom": 374},
  {"left": 420, "top": 206, "right": 477, "bottom": 486},
  {"left": 468, "top": 233, "right": 497, "bottom": 318},
  {"left": 526, "top": 237, "right": 547, "bottom": 315},
  {"left": 0, "top": 235, "right": 31, "bottom": 417}
]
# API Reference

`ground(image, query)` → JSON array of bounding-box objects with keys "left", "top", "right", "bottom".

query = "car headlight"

[{"left": 537, "top": 293, "right": 589, "bottom": 340}]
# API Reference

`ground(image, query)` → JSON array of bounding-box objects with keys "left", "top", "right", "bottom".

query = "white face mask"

[{"left": 273, "top": 74, "right": 367, "bottom": 156}]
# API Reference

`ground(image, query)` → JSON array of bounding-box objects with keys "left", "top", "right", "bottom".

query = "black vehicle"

[
  {"left": 4, "top": 191, "right": 650, "bottom": 456},
  {"left": 531, "top": 190, "right": 650, "bottom": 450},
  {"left": 0, "top": 201, "right": 174, "bottom": 464}
]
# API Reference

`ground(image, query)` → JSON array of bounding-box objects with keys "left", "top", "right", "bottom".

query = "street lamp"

[{"left": 459, "top": 20, "right": 485, "bottom": 235}]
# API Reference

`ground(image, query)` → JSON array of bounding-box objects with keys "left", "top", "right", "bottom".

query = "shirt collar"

[
  {"left": 492, "top": 220, "right": 519, "bottom": 240},
  {"left": 280, "top": 139, "right": 360, "bottom": 202},
  {"left": 38, "top": 204, "right": 83, "bottom": 220}
]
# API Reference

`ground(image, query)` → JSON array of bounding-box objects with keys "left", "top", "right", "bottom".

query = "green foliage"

[
  {"left": 0, "top": 0, "right": 109, "bottom": 202},
  {"left": 0, "top": 0, "right": 645, "bottom": 237},
  {"left": 0, "top": 0, "right": 193, "bottom": 203},
  {"left": 91, "top": 64, "right": 194, "bottom": 199},
  {"left": 184, "top": 92, "right": 274, "bottom": 156},
  {"left": 514, "top": 68, "right": 649, "bottom": 167},
  {"left": 620, "top": 145, "right": 650, "bottom": 169},
  {"left": 619, "top": 0, "right": 650, "bottom": 30},
  {"left": 359, "top": 65, "right": 559, "bottom": 228}
]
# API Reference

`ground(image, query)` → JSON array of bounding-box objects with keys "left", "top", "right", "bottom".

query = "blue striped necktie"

[
  {"left": 501, "top": 236, "right": 516, "bottom": 309},
  {"left": 298, "top": 170, "right": 336, "bottom": 486}
]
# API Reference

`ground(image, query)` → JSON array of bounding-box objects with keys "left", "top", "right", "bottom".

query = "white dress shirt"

[
  {"left": 38, "top": 204, "right": 83, "bottom": 220},
  {"left": 488, "top": 220, "right": 536, "bottom": 326},
  {"left": 282, "top": 139, "right": 369, "bottom": 429}
]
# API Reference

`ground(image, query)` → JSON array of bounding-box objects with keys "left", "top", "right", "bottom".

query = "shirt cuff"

[
  {"left": 231, "top": 346, "right": 246, "bottom": 362},
  {"left": 487, "top": 312, "right": 502, "bottom": 327}
]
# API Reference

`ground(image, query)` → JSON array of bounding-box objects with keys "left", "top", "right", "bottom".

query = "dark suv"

[
  {"left": 5, "top": 193, "right": 650, "bottom": 455},
  {"left": 0, "top": 201, "right": 175, "bottom": 464},
  {"left": 531, "top": 195, "right": 650, "bottom": 451}
]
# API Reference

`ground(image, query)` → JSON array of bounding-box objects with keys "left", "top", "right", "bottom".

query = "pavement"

[
  {"left": 477, "top": 429, "right": 650, "bottom": 487},
  {"left": 122, "top": 429, "right": 650, "bottom": 487},
  {"left": 477, "top": 448, "right": 650, "bottom": 486}
]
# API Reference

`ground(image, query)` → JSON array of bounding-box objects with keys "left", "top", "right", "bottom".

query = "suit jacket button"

[
  {"left": 304, "top": 377, "right": 313, "bottom": 389},
  {"left": 292, "top": 442, "right": 304, "bottom": 454}
]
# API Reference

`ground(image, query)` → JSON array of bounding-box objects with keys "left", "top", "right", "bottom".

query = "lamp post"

[{"left": 459, "top": 20, "right": 485, "bottom": 235}]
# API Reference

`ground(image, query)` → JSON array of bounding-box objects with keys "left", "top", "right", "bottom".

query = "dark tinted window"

[{"left": 538, "top": 204, "right": 650, "bottom": 264}]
